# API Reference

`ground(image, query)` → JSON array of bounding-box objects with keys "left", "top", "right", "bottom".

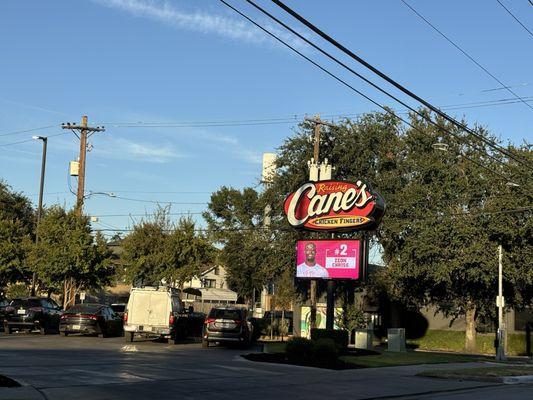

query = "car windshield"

[
  {"left": 0, "top": 300, "right": 9, "bottom": 307},
  {"left": 65, "top": 304, "right": 102, "bottom": 314},
  {"left": 10, "top": 299, "right": 42, "bottom": 308},
  {"left": 208, "top": 308, "right": 242, "bottom": 320}
]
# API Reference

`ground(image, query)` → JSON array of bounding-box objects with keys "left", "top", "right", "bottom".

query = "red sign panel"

[{"left": 284, "top": 180, "right": 385, "bottom": 232}]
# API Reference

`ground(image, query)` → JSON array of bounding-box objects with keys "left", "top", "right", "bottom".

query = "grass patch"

[
  {"left": 340, "top": 350, "right": 486, "bottom": 368},
  {"left": 407, "top": 330, "right": 530, "bottom": 356},
  {"left": 418, "top": 366, "right": 533, "bottom": 379}
]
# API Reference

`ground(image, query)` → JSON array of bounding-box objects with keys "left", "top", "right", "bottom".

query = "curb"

[{"left": 502, "top": 375, "right": 533, "bottom": 384}]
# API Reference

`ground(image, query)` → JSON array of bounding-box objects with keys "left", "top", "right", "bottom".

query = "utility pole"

[
  {"left": 30, "top": 136, "right": 48, "bottom": 296},
  {"left": 496, "top": 244, "right": 506, "bottom": 361},
  {"left": 61, "top": 116, "right": 105, "bottom": 215},
  {"left": 61, "top": 116, "right": 105, "bottom": 306},
  {"left": 305, "top": 116, "right": 335, "bottom": 332}
]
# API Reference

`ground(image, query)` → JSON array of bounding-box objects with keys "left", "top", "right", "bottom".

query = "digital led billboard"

[{"left": 296, "top": 239, "right": 360, "bottom": 280}]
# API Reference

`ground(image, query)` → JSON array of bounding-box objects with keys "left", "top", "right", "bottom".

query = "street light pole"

[
  {"left": 496, "top": 244, "right": 506, "bottom": 361},
  {"left": 30, "top": 136, "right": 48, "bottom": 296}
]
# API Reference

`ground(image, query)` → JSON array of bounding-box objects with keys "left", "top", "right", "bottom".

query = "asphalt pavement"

[{"left": 0, "top": 333, "right": 531, "bottom": 399}]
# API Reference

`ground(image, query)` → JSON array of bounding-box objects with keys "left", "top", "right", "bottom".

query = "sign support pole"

[{"left": 326, "top": 232, "right": 336, "bottom": 330}]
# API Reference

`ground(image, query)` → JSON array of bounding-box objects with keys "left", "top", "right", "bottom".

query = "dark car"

[
  {"left": 202, "top": 307, "right": 253, "bottom": 348},
  {"left": 60, "top": 303, "right": 123, "bottom": 337},
  {"left": 3, "top": 297, "right": 62, "bottom": 334}
]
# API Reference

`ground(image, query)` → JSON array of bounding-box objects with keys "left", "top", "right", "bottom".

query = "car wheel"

[
  {"left": 125, "top": 331, "right": 134, "bottom": 343},
  {"left": 60, "top": 331, "right": 68, "bottom": 337},
  {"left": 167, "top": 331, "right": 179, "bottom": 345}
]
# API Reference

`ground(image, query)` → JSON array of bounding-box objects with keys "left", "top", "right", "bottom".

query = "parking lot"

[{"left": 1, "top": 333, "right": 533, "bottom": 400}]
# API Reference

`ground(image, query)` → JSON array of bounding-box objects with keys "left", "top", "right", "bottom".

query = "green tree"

[
  {"left": 122, "top": 209, "right": 213, "bottom": 287},
  {"left": 30, "top": 205, "right": 114, "bottom": 307},
  {"left": 261, "top": 111, "right": 532, "bottom": 351},
  {"left": 204, "top": 187, "right": 273, "bottom": 302},
  {"left": 0, "top": 180, "right": 34, "bottom": 291}
]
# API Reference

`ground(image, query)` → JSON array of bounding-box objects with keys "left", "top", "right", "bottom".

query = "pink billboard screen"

[{"left": 296, "top": 240, "right": 361, "bottom": 280}]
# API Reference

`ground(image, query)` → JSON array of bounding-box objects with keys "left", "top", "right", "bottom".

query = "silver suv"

[{"left": 202, "top": 307, "right": 252, "bottom": 348}]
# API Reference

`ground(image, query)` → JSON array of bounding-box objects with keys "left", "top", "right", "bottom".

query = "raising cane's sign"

[{"left": 283, "top": 180, "right": 385, "bottom": 232}]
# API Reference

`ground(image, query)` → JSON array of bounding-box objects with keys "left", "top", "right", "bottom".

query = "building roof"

[{"left": 182, "top": 287, "right": 237, "bottom": 302}]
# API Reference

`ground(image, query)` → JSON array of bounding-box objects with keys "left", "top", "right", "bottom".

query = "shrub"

[
  {"left": 312, "top": 338, "right": 338, "bottom": 366},
  {"left": 286, "top": 337, "right": 314, "bottom": 364},
  {"left": 250, "top": 317, "right": 268, "bottom": 341},
  {"left": 311, "top": 329, "right": 349, "bottom": 352}
]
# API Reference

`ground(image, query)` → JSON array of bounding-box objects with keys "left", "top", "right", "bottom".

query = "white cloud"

[{"left": 93, "top": 0, "right": 308, "bottom": 50}]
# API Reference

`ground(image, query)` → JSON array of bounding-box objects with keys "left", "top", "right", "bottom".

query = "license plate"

[
  {"left": 17, "top": 309, "right": 26, "bottom": 315},
  {"left": 72, "top": 325, "right": 80, "bottom": 330}
]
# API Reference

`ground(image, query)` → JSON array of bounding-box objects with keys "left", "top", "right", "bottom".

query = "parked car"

[
  {"left": 60, "top": 303, "right": 123, "bottom": 337},
  {"left": 3, "top": 297, "right": 62, "bottom": 334},
  {"left": 110, "top": 303, "right": 126, "bottom": 318},
  {"left": 202, "top": 307, "right": 253, "bottom": 348},
  {"left": 123, "top": 286, "right": 187, "bottom": 344}
]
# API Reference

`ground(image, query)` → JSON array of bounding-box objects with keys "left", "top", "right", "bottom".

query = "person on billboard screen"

[{"left": 297, "top": 242, "right": 329, "bottom": 278}]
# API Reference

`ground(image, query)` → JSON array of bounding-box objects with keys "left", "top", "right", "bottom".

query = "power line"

[
  {"left": 91, "top": 212, "right": 204, "bottom": 217},
  {"left": 269, "top": 0, "right": 533, "bottom": 170},
  {"left": 0, "top": 125, "right": 57, "bottom": 138},
  {"left": 91, "top": 206, "right": 533, "bottom": 234},
  {"left": 219, "top": 0, "right": 527, "bottom": 193},
  {"left": 241, "top": 0, "right": 522, "bottom": 174},
  {"left": 400, "top": 0, "right": 533, "bottom": 112},
  {"left": 496, "top": 0, "right": 533, "bottom": 38},
  {"left": 0, "top": 132, "right": 68, "bottom": 147},
  {"left": 98, "top": 96, "right": 533, "bottom": 128},
  {"left": 108, "top": 195, "right": 208, "bottom": 206}
]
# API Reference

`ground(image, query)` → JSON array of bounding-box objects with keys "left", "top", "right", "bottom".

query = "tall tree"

[
  {"left": 121, "top": 209, "right": 213, "bottom": 287},
  {"left": 204, "top": 187, "right": 273, "bottom": 302},
  {"left": 261, "top": 111, "right": 531, "bottom": 351},
  {"left": 0, "top": 180, "right": 34, "bottom": 291},
  {"left": 30, "top": 205, "right": 114, "bottom": 307}
]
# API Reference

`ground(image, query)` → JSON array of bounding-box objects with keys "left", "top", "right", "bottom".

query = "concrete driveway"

[{"left": 0, "top": 334, "right": 530, "bottom": 399}]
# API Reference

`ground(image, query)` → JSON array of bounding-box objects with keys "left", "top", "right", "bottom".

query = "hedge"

[
  {"left": 311, "top": 329, "right": 349, "bottom": 351},
  {"left": 407, "top": 329, "right": 530, "bottom": 356}
]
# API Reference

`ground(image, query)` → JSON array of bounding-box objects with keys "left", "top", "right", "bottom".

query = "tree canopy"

[{"left": 121, "top": 209, "right": 214, "bottom": 287}]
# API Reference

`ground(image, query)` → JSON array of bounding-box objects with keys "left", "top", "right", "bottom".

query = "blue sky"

[{"left": 1, "top": 0, "right": 532, "bottom": 251}]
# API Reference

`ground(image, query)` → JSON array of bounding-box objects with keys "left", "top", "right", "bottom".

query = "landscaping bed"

[
  {"left": 243, "top": 348, "right": 378, "bottom": 370},
  {"left": 0, "top": 374, "right": 20, "bottom": 388}
]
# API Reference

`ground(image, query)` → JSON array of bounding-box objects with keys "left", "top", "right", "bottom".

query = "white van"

[{"left": 123, "top": 286, "right": 185, "bottom": 344}]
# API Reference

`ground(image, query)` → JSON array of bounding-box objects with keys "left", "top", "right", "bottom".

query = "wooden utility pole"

[
  {"left": 61, "top": 116, "right": 105, "bottom": 306},
  {"left": 76, "top": 116, "right": 88, "bottom": 214},
  {"left": 62, "top": 116, "right": 105, "bottom": 214},
  {"left": 305, "top": 116, "right": 335, "bottom": 332}
]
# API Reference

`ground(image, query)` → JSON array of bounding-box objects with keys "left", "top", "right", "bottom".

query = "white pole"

[{"left": 496, "top": 244, "right": 506, "bottom": 361}]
